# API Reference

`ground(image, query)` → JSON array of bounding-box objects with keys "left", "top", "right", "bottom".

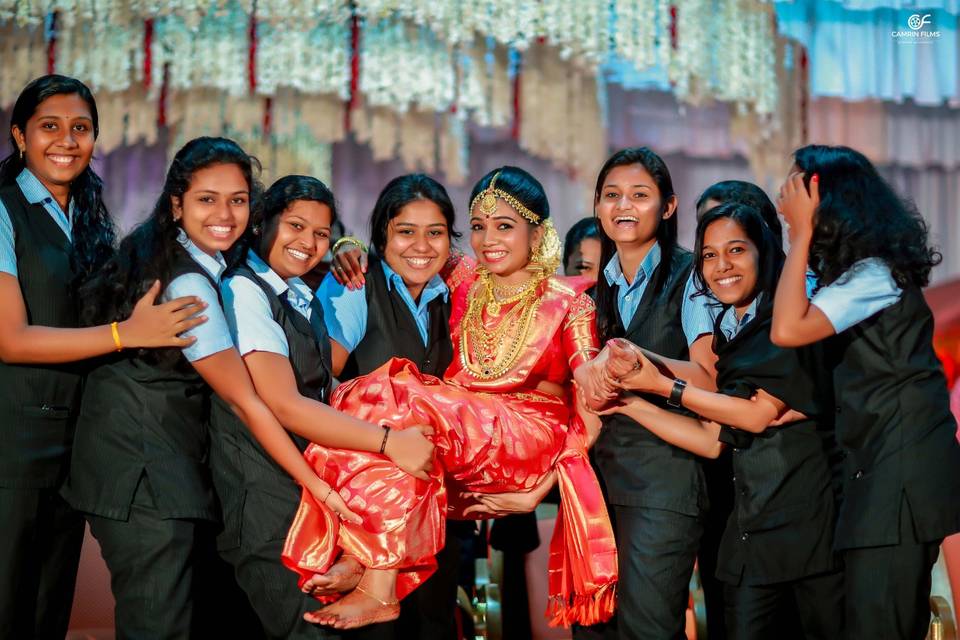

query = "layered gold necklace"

[{"left": 460, "top": 272, "right": 545, "bottom": 380}]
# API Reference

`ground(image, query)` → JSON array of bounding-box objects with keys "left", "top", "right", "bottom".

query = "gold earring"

[{"left": 19, "top": 148, "right": 24, "bottom": 160}]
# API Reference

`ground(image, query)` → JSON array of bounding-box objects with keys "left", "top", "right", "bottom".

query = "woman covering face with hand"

[
  {"left": 0, "top": 75, "right": 205, "bottom": 639},
  {"left": 772, "top": 144, "right": 960, "bottom": 640}
]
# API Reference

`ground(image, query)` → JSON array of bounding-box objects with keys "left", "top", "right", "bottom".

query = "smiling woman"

[
  {"left": 61, "top": 138, "right": 360, "bottom": 639},
  {"left": 283, "top": 166, "right": 617, "bottom": 632},
  {"left": 208, "top": 174, "right": 436, "bottom": 638},
  {"left": 0, "top": 76, "right": 208, "bottom": 639}
]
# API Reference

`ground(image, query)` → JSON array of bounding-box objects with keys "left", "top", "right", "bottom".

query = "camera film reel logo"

[
  {"left": 907, "top": 14, "right": 932, "bottom": 30},
  {"left": 891, "top": 13, "right": 940, "bottom": 41}
]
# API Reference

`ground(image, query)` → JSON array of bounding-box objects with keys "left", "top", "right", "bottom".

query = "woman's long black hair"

[
  {"left": 793, "top": 144, "right": 940, "bottom": 288},
  {"left": 80, "top": 136, "right": 260, "bottom": 327},
  {"left": 369, "top": 173, "right": 459, "bottom": 256},
  {"left": 252, "top": 175, "right": 337, "bottom": 259},
  {"left": 0, "top": 74, "right": 116, "bottom": 279},
  {"left": 693, "top": 203, "right": 785, "bottom": 304},
  {"left": 593, "top": 147, "right": 678, "bottom": 344}
]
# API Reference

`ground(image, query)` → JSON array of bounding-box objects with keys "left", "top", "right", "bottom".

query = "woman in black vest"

[
  {"left": 575, "top": 147, "right": 709, "bottom": 640},
  {"left": 599, "top": 203, "right": 843, "bottom": 639},
  {"left": 772, "top": 144, "right": 960, "bottom": 640},
  {"left": 317, "top": 173, "right": 470, "bottom": 640},
  {"left": 214, "top": 175, "right": 435, "bottom": 639},
  {"left": 0, "top": 75, "right": 206, "bottom": 639},
  {"left": 64, "top": 137, "right": 356, "bottom": 639}
]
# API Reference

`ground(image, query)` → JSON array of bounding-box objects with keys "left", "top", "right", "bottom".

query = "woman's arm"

[
  {"left": 192, "top": 349, "right": 362, "bottom": 523},
  {"left": 613, "top": 343, "right": 788, "bottom": 433},
  {"left": 461, "top": 470, "right": 558, "bottom": 517},
  {"left": 603, "top": 394, "right": 725, "bottom": 459},
  {"left": 329, "top": 338, "right": 349, "bottom": 378},
  {"left": 641, "top": 336, "right": 717, "bottom": 391},
  {"left": 0, "top": 276, "right": 207, "bottom": 364},
  {"left": 242, "top": 351, "right": 434, "bottom": 479},
  {"left": 771, "top": 173, "right": 835, "bottom": 347}
]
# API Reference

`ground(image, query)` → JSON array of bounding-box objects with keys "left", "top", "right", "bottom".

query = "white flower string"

[{"left": 0, "top": 0, "right": 782, "bottom": 186}]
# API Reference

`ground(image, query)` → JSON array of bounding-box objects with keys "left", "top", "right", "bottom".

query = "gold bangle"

[
  {"left": 332, "top": 235, "right": 366, "bottom": 254},
  {"left": 110, "top": 321, "right": 123, "bottom": 351}
]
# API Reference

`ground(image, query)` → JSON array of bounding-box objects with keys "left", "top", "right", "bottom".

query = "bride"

[{"left": 282, "top": 166, "right": 618, "bottom": 629}]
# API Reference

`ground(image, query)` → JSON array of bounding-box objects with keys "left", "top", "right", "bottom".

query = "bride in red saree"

[{"left": 282, "top": 167, "right": 618, "bottom": 629}]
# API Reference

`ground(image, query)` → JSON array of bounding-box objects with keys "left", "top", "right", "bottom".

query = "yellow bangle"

[
  {"left": 332, "top": 235, "right": 367, "bottom": 254},
  {"left": 110, "top": 321, "right": 123, "bottom": 352}
]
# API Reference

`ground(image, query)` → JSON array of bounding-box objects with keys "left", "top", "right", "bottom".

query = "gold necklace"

[
  {"left": 484, "top": 274, "right": 540, "bottom": 315},
  {"left": 460, "top": 276, "right": 544, "bottom": 379}
]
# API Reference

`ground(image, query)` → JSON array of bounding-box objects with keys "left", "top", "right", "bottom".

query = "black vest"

[
  {"left": 208, "top": 259, "right": 333, "bottom": 549},
  {"left": 63, "top": 248, "right": 218, "bottom": 521},
  {"left": 593, "top": 249, "right": 708, "bottom": 514},
  {"left": 831, "top": 286, "right": 960, "bottom": 549},
  {"left": 339, "top": 256, "right": 453, "bottom": 380},
  {"left": 0, "top": 184, "right": 82, "bottom": 489},
  {"left": 711, "top": 303, "right": 836, "bottom": 585}
]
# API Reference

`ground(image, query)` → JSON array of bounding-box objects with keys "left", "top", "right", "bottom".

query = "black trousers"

[
  {"left": 348, "top": 523, "right": 466, "bottom": 640},
  {"left": 0, "top": 485, "right": 84, "bottom": 639},
  {"left": 723, "top": 570, "right": 844, "bottom": 640},
  {"left": 87, "top": 474, "right": 226, "bottom": 640},
  {"left": 700, "top": 453, "right": 735, "bottom": 640},
  {"left": 574, "top": 505, "right": 704, "bottom": 640},
  {"left": 220, "top": 536, "right": 336, "bottom": 640},
  {"left": 842, "top": 495, "right": 941, "bottom": 640}
]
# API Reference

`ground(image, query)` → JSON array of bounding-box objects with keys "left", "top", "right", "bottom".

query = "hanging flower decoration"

[{"left": 1, "top": 0, "right": 783, "bottom": 186}]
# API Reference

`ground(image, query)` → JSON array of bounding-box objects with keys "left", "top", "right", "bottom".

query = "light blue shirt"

[
  {"left": 718, "top": 294, "right": 762, "bottom": 341},
  {"left": 811, "top": 258, "right": 902, "bottom": 333},
  {"left": 318, "top": 260, "right": 449, "bottom": 351},
  {"left": 602, "top": 243, "right": 662, "bottom": 329},
  {"left": 165, "top": 230, "right": 233, "bottom": 362},
  {"left": 221, "top": 250, "right": 318, "bottom": 357},
  {"left": 0, "top": 168, "right": 75, "bottom": 276},
  {"left": 682, "top": 268, "right": 820, "bottom": 345}
]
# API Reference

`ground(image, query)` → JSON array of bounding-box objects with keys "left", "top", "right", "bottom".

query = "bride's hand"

[
  {"left": 384, "top": 425, "right": 436, "bottom": 481},
  {"left": 604, "top": 338, "right": 641, "bottom": 380},
  {"left": 574, "top": 354, "right": 619, "bottom": 410},
  {"left": 613, "top": 346, "right": 670, "bottom": 395}
]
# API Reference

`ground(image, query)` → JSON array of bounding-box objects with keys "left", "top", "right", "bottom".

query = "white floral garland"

[{"left": 0, "top": 0, "right": 782, "bottom": 188}]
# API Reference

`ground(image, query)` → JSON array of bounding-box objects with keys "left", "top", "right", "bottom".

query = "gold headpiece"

[{"left": 469, "top": 171, "right": 541, "bottom": 224}]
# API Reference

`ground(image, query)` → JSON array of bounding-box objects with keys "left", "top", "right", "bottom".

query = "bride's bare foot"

[
  {"left": 301, "top": 555, "right": 364, "bottom": 596},
  {"left": 304, "top": 569, "right": 400, "bottom": 629}
]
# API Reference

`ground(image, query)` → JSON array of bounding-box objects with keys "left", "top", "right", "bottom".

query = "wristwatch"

[{"left": 666, "top": 378, "right": 687, "bottom": 408}]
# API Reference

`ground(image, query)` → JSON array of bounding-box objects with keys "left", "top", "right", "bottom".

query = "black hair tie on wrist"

[{"left": 379, "top": 425, "right": 391, "bottom": 455}]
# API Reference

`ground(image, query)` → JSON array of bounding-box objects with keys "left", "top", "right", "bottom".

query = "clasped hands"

[{"left": 575, "top": 338, "right": 663, "bottom": 413}]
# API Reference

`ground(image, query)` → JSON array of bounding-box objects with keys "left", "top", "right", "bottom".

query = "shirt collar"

[
  {"left": 246, "top": 250, "right": 315, "bottom": 312},
  {"left": 381, "top": 260, "right": 450, "bottom": 302},
  {"left": 16, "top": 168, "right": 74, "bottom": 220},
  {"left": 177, "top": 228, "right": 227, "bottom": 281},
  {"left": 603, "top": 242, "right": 662, "bottom": 289},
  {"left": 721, "top": 293, "right": 762, "bottom": 339},
  {"left": 245, "top": 249, "right": 288, "bottom": 296}
]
